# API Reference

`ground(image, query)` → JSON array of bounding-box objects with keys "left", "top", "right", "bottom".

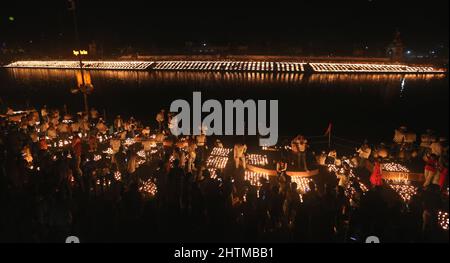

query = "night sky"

[{"left": 1, "top": 0, "right": 448, "bottom": 55}]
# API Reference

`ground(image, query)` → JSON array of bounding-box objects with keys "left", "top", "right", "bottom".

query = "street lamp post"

[
  {"left": 73, "top": 50, "right": 90, "bottom": 116},
  {"left": 69, "top": 0, "right": 90, "bottom": 117}
]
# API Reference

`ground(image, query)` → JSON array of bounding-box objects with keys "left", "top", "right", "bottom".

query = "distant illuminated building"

[{"left": 386, "top": 31, "right": 404, "bottom": 62}]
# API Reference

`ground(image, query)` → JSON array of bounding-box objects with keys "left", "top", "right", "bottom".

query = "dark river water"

[{"left": 0, "top": 68, "right": 448, "bottom": 147}]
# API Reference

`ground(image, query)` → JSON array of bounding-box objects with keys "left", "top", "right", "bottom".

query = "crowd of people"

[{"left": 0, "top": 105, "right": 448, "bottom": 243}]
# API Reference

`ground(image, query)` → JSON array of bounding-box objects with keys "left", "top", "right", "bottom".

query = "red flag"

[{"left": 324, "top": 123, "right": 332, "bottom": 136}]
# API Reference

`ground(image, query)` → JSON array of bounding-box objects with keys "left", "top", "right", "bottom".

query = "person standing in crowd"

[
  {"left": 114, "top": 115, "right": 124, "bottom": 132},
  {"left": 318, "top": 151, "right": 328, "bottom": 166},
  {"left": 88, "top": 133, "right": 98, "bottom": 153},
  {"left": 71, "top": 117, "right": 80, "bottom": 133},
  {"left": 430, "top": 138, "right": 443, "bottom": 160},
  {"left": 420, "top": 129, "right": 434, "bottom": 156},
  {"left": 127, "top": 117, "right": 137, "bottom": 137},
  {"left": 141, "top": 126, "right": 151, "bottom": 137},
  {"left": 127, "top": 150, "right": 138, "bottom": 180},
  {"left": 90, "top": 107, "right": 99, "bottom": 122},
  {"left": 292, "top": 135, "right": 308, "bottom": 171},
  {"left": 356, "top": 140, "right": 371, "bottom": 168},
  {"left": 393, "top": 126, "right": 408, "bottom": 144},
  {"left": 173, "top": 147, "right": 186, "bottom": 169},
  {"left": 338, "top": 162, "right": 350, "bottom": 189},
  {"left": 276, "top": 159, "right": 288, "bottom": 178},
  {"left": 96, "top": 118, "right": 108, "bottom": 134},
  {"left": 370, "top": 158, "right": 383, "bottom": 187},
  {"left": 156, "top": 109, "right": 165, "bottom": 132},
  {"left": 71, "top": 134, "right": 83, "bottom": 189},
  {"left": 234, "top": 143, "right": 247, "bottom": 169},
  {"left": 326, "top": 149, "right": 337, "bottom": 165},
  {"left": 39, "top": 120, "right": 49, "bottom": 134},
  {"left": 40, "top": 105, "right": 48, "bottom": 121},
  {"left": 47, "top": 122, "right": 57, "bottom": 140},
  {"left": 196, "top": 131, "right": 207, "bottom": 162},
  {"left": 214, "top": 139, "right": 223, "bottom": 148},
  {"left": 423, "top": 153, "right": 440, "bottom": 188},
  {"left": 187, "top": 140, "right": 197, "bottom": 173}
]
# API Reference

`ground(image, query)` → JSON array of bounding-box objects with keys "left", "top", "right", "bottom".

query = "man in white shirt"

[
  {"left": 430, "top": 138, "right": 443, "bottom": 157},
  {"left": 356, "top": 141, "right": 371, "bottom": 167},
  {"left": 234, "top": 143, "right": 247, "bottom": 169}
]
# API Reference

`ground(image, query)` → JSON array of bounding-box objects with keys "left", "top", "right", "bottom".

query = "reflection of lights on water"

[
  {"left": 5, "top": 60, "right": 154, "bottom": 70},
  {"left": 400, "top": 77, "right": 406, "bottom": 97},
  {"left": 438, "top": 211, "right": 449, "bottom": 230}
]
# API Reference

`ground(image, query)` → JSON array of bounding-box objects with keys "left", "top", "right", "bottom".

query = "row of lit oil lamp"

[
  {"left": 209, "top": 147, "right": 232, "bottom": 157},
  {"left": 139, "top": 179, "right": 158, "bottom": 196},
  {"left": 382, "top": 163, "right": 416, "bottom": 203},
  {"left": 244, "top": 171, "right": 312, "bottom": 194},
  {"left": 5, "top": 61, "right": 154, "bottom": 70},
  {"left": 153, "top": 61, "right": 305, "bottom": 72},
  {"left": 327, "top": 164, "right": 369, "bottom": 198},
  {"left": 388, "top": 184, "right": 418, "bottom": 203},
  {"left": 246, "top": 154, "right": 269, "bottom": 166},
  {"left": 382, "top": 162, "right": 410, "bottom": 173},
  {"left": 206, "top": 156, "right": 229, "bottom": 170},
  {"left": 438, "top": 211, "right": 449, "bottom": 231},
  {"left": 6, "top": 60, "right": 443, "bottom": 73},
  {"left": 310, "top": 63, "right": 442, "bottom": 73},
  {"left": 206, "top": 147, "right": 232, "bottom": 176},
  {"left": 31, "top": 134, "right": 155, "bottom": 170},
  {"left": 329, "top": 162, "right": 417, "bottom": 203},
  {"left": 94, "top": 174, "right": 158, "bottom": 197},
  {"left": 46, "top": 133, "right": 112, "bottom": 149}
]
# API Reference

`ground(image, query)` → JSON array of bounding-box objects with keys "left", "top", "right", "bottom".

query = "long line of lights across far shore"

[{"left": 4, "top": 60, "right": 446, "bottom": 73}]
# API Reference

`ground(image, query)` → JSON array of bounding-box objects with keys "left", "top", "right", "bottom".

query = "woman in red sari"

[{"left": 370, "top": 158, "right": 383, "bottom": 187}]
